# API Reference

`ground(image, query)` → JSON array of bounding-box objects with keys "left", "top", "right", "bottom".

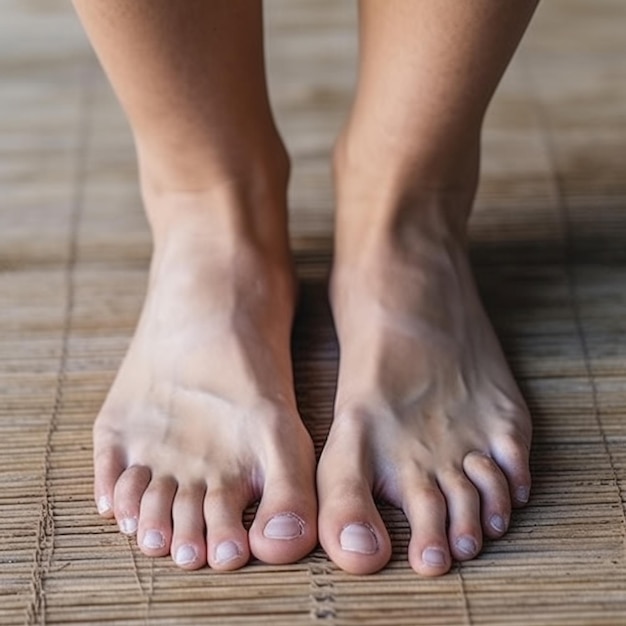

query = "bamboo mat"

[{"left": 2, "top": 1, "right": 626, "bottom": 624}]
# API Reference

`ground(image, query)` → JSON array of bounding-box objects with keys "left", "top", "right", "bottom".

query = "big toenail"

[
  {"left": 455, "top": 536, "right": 477, "bottom": 557},
  {"left": 490, "top": 514, "right": 507, "bottom": 533},
  {"left": 339, "top": 523, "right": 378, "bottom": 555},
  {"left": 516, "top": 486, "right": 530, "bottom": 503},
  {"left": 142, "top": 529, "right": 165, "bottom": 549},
  {"left": 263, "top": 513, "right": 304, "bottom": 540},
  {"left": 119, "top": 517, "right": 138, "bottom": 535},
  {"left": 215, "top": 540, "right": 241, "bottom": 564},
  {"left": 97, "top": 496, "right": 112, "bottom": 515},
  {"left": 175, "top": 545, "right": 198, "bottom": 566},
  {"left": 422, "top": 547, "right": 447, "bottom": 567}
]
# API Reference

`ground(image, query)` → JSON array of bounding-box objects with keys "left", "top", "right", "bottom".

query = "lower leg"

[
  {"left": 74, "top": 0, "right": 317, "bottom": 570},
  {"left": 73, "top": 0, "right": 289, "bottom": 245},
  {"left": 318, "top": 0, "right": 538, "bottom": 575}
]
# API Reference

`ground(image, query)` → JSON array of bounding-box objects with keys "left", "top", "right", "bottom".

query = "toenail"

[
  {"left": 215, "top": 540, "right": 241, "bottom": 564},
  {"left": 142, "top": 529, "right": 165, "bottom": 550},
  {"left": 455, "top": 536, "right": 478, "bottom": 557},
  {"left": 339, "top": 523, "right": 378, "bottom": 555},
  {"left": 119, "top": 517, "right": 138, "bottom": 535},
  {"left": 515, "top": 486, "right": 530, "bottom": 504},
  {"left": 490, "top": 514, "right": 507, "bottom": 534},
  {"left": 263, "top": 513, "right": 304, "bottom": 540},
  {"left": 97, "top": 496, "right": 112, "bottom": 515},
  {"left": 175, "top": 544, "right": 198, "bottom": 566},
  {"left": 422, "top": 547, "right": 447, "bottom": 567}
]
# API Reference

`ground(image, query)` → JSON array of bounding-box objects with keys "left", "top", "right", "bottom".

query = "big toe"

[
  {"left": 318, "top": 470, "right": 391, "bottom": 575},
  {"left": 248, "top": 471, "right": 317, "bottom": 565}
]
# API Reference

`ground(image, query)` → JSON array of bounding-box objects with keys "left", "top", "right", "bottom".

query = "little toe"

[
  {"left": 439, "top": 471, "right": 482, "bottom": 562},
  {"left": 93, "top": 444, "right": 125, "bottom": 518},
  {"left": 248, "top": 473, "right": 317, "bottom": 565},
  {"left": 137, "top": 476, "right": 177, "bottom": 557},
  {"left": 204, "top": 487, "right": 250, "bottom": 571},
  {"left": 463, "top": 451, "right": 511, "bottom": 538},
  {"left": 171, "top": 485, "right": 207, "bottom": 570},
  {"left": 404, "top": 482, "right": 451, "bottom": 576},
  {"left": 318, "top": 476, "right": 391, "bottom": 575},
  {"left": 490, "top": 433, "right": 532, "bottom": 508},
  {"left": 113, "top": 464, "right": 151, "bottom": 535}
]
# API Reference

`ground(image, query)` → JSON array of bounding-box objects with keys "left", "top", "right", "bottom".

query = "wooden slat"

[{"left": 1, "top": 0, "right": 625, "bottom": 624}]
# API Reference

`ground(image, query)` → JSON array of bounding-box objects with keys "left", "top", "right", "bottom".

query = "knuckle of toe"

[
  {"left": 459, "top": 478, "right": 479, "bottom": 499},
  {"left": 334, "top": 401, "right": 383, "bottom": 431},
  {"left": 496, "top": 431, "right": 531, "bottom": 460},
  {"left": 204, "top": 482, "right": 245, "bottom": 508},
  {"left": 436, "top": 467, "right": 478, "bottom": 501},
  {"left": 502, "top": 410, "right": 533, "bottom": 440},
  {"left": 465, "top": 452, "right": 497, "bottom": 474},
  {"left": 416, "top": 484, "right": 446, "bottom": 508}
]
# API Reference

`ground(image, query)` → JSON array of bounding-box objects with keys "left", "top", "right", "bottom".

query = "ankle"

[
  {"left": 138, "top": 140, "right": 292, "bottom": 256},
  {"left": 332, "top": 129, "right": 479, "bottom": 258},
  {"left": 333, "top": 115, "right": 481, "bottom": 192},
  {"left": 138, "top": 132, "right": 290, "bottom": 196},
  {"left": 333, "top": 123, "right": 480, "bottom": 197}
]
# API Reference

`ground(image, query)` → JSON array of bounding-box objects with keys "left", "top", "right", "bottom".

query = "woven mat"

[{"left": 2, "top": 1, "right": 626, "bottom": 624}]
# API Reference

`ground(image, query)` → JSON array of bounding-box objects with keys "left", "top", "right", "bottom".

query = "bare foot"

[
  {"left": 93, "top": 187, "right": 317, "bottom": 570},
  {"left": 318, "top": 191, "right": 532, "bottom": 576}
]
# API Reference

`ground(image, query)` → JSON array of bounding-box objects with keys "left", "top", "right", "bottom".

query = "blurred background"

[{"left": 1, "top": 2, "right": 625, "bottom": 625}]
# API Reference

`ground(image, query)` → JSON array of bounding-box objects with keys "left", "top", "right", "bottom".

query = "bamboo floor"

[{"left": 1, "top": 1, "right": 625, "bottom": 624}]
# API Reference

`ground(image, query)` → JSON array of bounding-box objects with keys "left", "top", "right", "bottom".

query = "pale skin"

[{"left": 73, "top": 0, "right": 537, "bottom": 575}]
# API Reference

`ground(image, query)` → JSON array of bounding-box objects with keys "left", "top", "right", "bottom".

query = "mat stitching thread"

[
  {"left": 24, "top": 60, "right": 94, "bottom": 626},
  {"left": 455, "top": 562, "right": 472, "bottom": 625},
  {"left": 126, "top": 533, "right": 152, "bottom": 620},
  {"left": 559, "top": 204, "right": 626, "bottom": 534},
  {"left": 308, "top": 553, "right": 337, "bottom": 622},
  {"left": 528, "top": 63, "right": 626, "bottom": 540}
]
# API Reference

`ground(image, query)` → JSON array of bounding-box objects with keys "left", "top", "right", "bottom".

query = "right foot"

[
  {"left": 316, "top": 137, "right": 532, "bottom": 576},
  {"left": 93, "top": 184, "right": 317, "bottom": 570}
]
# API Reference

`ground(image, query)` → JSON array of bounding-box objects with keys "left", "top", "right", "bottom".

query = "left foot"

[
  {"left": 318, "top": 173, "right": 532, "bottom": 575},
  {"left": 93, "top": 175, "right": 318, "bottom": 571}
]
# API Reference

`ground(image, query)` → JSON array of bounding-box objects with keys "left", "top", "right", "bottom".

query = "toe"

[
  {"left": 439, "top": 471, "right": 482, "bottom": 561},
  {"left": 249, "top": 473, "right": 317, "bottom": 565},
  {"left": 463, "top": 451, "right": 511, "bottom": 538},
  {"left": 93, "top": 444, "right": 125, "bottom": 519},
  {"left": 404, "top": 481, "right": 451, "bottom": 576},
  {"left": 490, "top": 433, "right": 532, "bottom": 508},
  {"left": 204, "top": 486, "right": 250, "bottom": 571},
  {"left": 113, "top": 464, "right": 151, "bottom": 536},
  {"left": 318, "top": 474, "right": 391, "bottom": 575},
  {"left": 137, "top": 476, "right": 177, "bottom": 557},
  {"left": 171, "top": 485, "right": 207, "bottom": 570}
]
